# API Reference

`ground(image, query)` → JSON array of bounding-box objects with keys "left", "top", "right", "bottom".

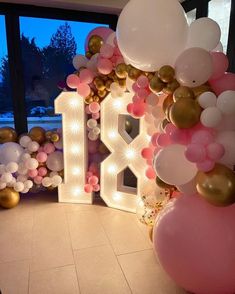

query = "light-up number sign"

[{"left": 55, "top": 92, "right": 154, "bottom": 212}]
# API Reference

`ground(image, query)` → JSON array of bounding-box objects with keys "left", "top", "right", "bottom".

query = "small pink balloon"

[
  {"left": 185, "top": 144, "right": 207, "bottom": 163},
  {"left": 146, "top": 159, "right": 153, "bottom": 166},
  {"left": 169, "top": 129, "right": 190, "bottom": 145},
  {"left": 84, "top": 184, "right": 93, "bottom": 193},
  {"left": 93, "top": 184, "right": 100, "bottom": 192},
  {"left": 137, "top": 75, "right": 149, "bottom": 88},
  {"left": 36, "top": 152, "right": 48, "bottom": 163},
  {"left": 209, "top": 72, "right": 235, "bottom": 95},
  {"left": 145, "top": 167, "right": 156, "bottom": 179},
  {"left": 89, "top": 162, "right": 98, "bottom": 174},
  {"left": 206, "top": 142, "right": 225, "bottom": 161},
  {"left": 77, "top": 83, "right": 90, "bottom": 97},
  {"left": 132, "top": 82, "right": 140, "bottom": 93},
  {"left": 28, "top": 169, "right": 38, "bottom": 178},
  {"left": 197, "top": 159, "right": 215, "bottom": 172},
  {"left": 100, "top": 44, "right": 114, "bottom": 59},
  {"left": 92, "top": 113, "right": 100, "bottom": 120},
  {"left": 88, "top": 175, "right": 99, "bottom": 186},
  {"left": 137, "top": 88, "right": 149, "bottom": 99},
  {"left": 97, "top": 58, "right": 113, "bottom": 75},
  {"left": 191, "top": 130, "right": 214, "bottom": 146},
  {"left": 115, "top": 57, "right": 124, "bottom": 65},
  {"left": 132, "top": 95, "right": 144, "bottom": 103},
  {"left": 79, "top": 69, "right": 94, "bottom": 84},
  {"left": 141, "top": 148, "right": 153, "bottom": 159},
  {"left": 151, "top": 133, "right": 160, "bottom": 147},
  {"left": 34, "top": 175, "right": 43, "bottom": 185},
  {"left": 38, "top": 167, "right": 48, "bottom": 177},
  {"left": 66, "top": 74, "right": 80, "bottom": 89},
  {"left": 85, "top": 105, "right": 91, "bottom": 114},
  {"left": 209, "top": 52, "right": 229, "bottom": 81},
  {"left": 89, "top": 102, "right": 100, "bottom": 114},
  {"left": 86, "top": 171, "right": 93, "bottom": 179},
  {"left": 44, "top": 143, "right": 55, "bottom": 154},
  {"left": 132, "top": 102, "right": 146, "bottom": 117},
  {"left": 164, "top": 123, "right": 177, "bottom": 135},
  {"left": 156, "top": 133, "right": 171, "bottom": 147},
  {"left": 127, "top": 103, "right": 134, "bottom": 114}
]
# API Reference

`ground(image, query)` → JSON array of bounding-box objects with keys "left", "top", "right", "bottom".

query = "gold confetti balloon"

[{"left": 0, "top": 188, "right": 20, "bottom": 209}]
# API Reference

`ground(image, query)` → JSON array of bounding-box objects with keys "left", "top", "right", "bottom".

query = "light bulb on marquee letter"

[{"left": 55, "top": 92, "right": 93, "bottom": 204}]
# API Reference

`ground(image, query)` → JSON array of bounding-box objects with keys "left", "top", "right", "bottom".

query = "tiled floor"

[{"left": 0, "top": 192, "right": 186, "bottom": 294}]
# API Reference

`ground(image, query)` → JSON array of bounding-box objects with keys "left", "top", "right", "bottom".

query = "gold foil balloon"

[
  {"left": 150, "top": 76, "right": 165, "bottom": 94},
  {"left": 0, "top": 127, "right": 17, "bottom": 143},
  {"left": 88, "top": 35, "right": 103, "bottom": 54},
  {"left": 105, "top": 79, "right": 113, "bottom": 91},
  {"left": 158, "top": 65, "right": 175, "bottom": 83},
  {"left": 196, "top": 164, "right": 235, "bottom": 206},
  {"left": 29, "top": 127, "right": 46, "bottom": 144},
  {"left": 170, "top": 98, "right": 202, "bottom": 128},
  {"left": 85, "top": 51, "right": 92, "bottom": 59},
  {"left": 51, "top": 133, "right": 60, "bottom": 143},
  {"left": 45, "top": 130, "right": 52, "bottom": 141},
  {"left": 128, "top": 67, "right": 142, "bottom": 81},
  {"left": 0, "top": 188, "right": 20, "bottom": 209},
  {"left": 94, "top": 77, "right": 105, "bottom": 91},
  {"left": 162, "top": 95, "right": 174, "bottom": 114},
  {"left": 163, "top": 79, "right": 180, "bottom": 94},
  {"left": 125, "top": 119, "right": 133, "bottom": 134},
  {"left": 192, "top": 84, "right": 211, "bottom": 98},
  {"left": 115, "top": 63, "right": 128, "bottom": 79},
  {"left": 173, "top": 86, "right": 195, "bottom": 102}
]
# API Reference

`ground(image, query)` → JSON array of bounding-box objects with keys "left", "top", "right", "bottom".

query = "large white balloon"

[
  {"left": 46, "top": 151, "right": 64, "bottom": 172},
  {"left": 117, "top": 0, "right": 188, "bottom": 71},
  {"left": 216, "top": 131, "right": 235, "bottom": 165},
  {"left": 217, "top": 90, "right": 235, "bottom": 115},
  {"left": 154, "top": 144, "right": 198, "bottom": 186},
  {"left": 187, "top": 18, "right": 221, "bottom": 51},
  {"left": 0, "top": 143, "right": 24, "bottom": 165}
]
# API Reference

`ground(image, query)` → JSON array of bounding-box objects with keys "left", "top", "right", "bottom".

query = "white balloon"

[
  {"left": 106, "top": 32, "right": 116, "bottom": 46},
  {"left": 21, "top": 153, "right": 31, "bottom": 162},
  {"left": 51, "top": 175, "right": 62, "bottom": 187},
  {"left": 25, "top": 158, "right": 39, "bottom": 170},
  {"left": 0, "top": 142, "right": 24, "bottom": 165},
  {"left": 117, "top": 0, "right": 188, "bottom": 71},
  {"left": 54, "top": 139, "right": 63, "bottom": 150},
  {"left": 93, "top": 127, "right": 100, "bottom": 136},
  {"left": 177, "top": 177, "right": 197, "bottom": 195},
  {"left": 21, "top": 188, "right": 29, "bottom": 194},
  {"left": 1, "top": 172, "right": 13, "bottom": 183},
  {"left": 0, "top": 182, "right": 6, "bottom": 189},
  {"left": 187, "top": 17, "right": 221, "bottom": 51},
  {"left": 200, "top": 107, "right": 222, "bottom": 128},
  {"left": 24, "top": 180, "right": 33, "bottom": 189},
  {"left": 5, "top": 162, "right": 18, "bottom": 173},
  {"left": 198, "top": 92, "right": 217, "bottom": 109},
  {"left": 7, "top": 178, "right": 16, "bottom": 187},
  {"left": 46, "top": 151, "right": 64, "bottom": 172},
  {"left": 42, "top": 177, "right": 52, "bottom": 187},
  {"left": 19, "top": 136, "right": 32, "bottom": 148},
  {"left": 27, "top": 141, "right": 39, "bottom": 152},
  {"left": 0, "top": 164, "right": 5, "bottom": 174},
  {"left": 87, "top": 119, "right": 97, "bottom": 129},
  {"left": 216, "top": 131, "right": 235, "bottom": 165},
  {"left": 154, "top": 144, "right": 198, "bottom": 186},
  {"left": 217, "top": 90, "right": 235, "bottom": 115},
  {"left": 72, "top": 54, "right": 88, "bottom": 70},
  {"left": 17, "top": 175, "right": 28, "bottom": 183},
  {"left": 146, "top": 93, "right": 159, "bottom": 106},
  {"left": 14, "top": 182, "right": 24, "bottom": 192},
  {"left": 88, "top": 130, "right": 99, "bottom": 141}
]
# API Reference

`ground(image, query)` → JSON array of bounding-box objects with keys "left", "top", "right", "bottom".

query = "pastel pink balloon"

[
  {"left": 89, "top": 102, "right": 100, "bottom": 114},
  {"left": 132, "top": 102, "right": 146, "bottom": 117},
  {"left": 44, "top": 143, "right": 55, "bottom": 154},
  {"left": 79, "top": 69, "right": 94, "bottom": 84},
  {"left": 97, "top": 58, "right": 113, "bottom": 75},
  {"left": 28, "top": 169, "right": 38, "bottom": 178},
  {"left": 114, "top": 46, "right": 122, "bottom": 56},
  {"left": 146, "top": 159, "right": 153, "bottom": 166},
  {"left": 197, "top": 159, "right": 215, "bottom": 172},
  {"left": 132, "top": 95, "right": 144, "bottom": 103},
  {"left": 156, "top": 134, "right": 171, "bottom": 147},
  {"left": 86, "top": 171, "right": 93, "bottom": 179},
  {"left": 89, "top": 162, "right": 98, "bottom": 174},
  {"left": 84, "top": 184, "right": 93, "bottom": 193},
  {"left": 38, "top": 167, "right": 48, "bottom": 177},
  {"left": 93, "top": 184, "right": 100, "bottom": 192},
  {"left": 154, "top": 194, "right": 235, "bottom": 294},
  {"left": 85, "top": 27, "right": 114, "bottom": 51},
  {"left": 92, "top": 113, "right": 100, "bottom": 120},
  {"left": 132, "top": 82, "right": 140, "bottom": 93},
  {"left": 137, "top": 88, "right": 149, "bottom": 99},
  {"left": 100, "top": 44, "right": 114, "bottom": 59},
  {"left": 145, "top": 167, "right": 156, "bottom": 179},
  {"left": 185, "top": 144, "right": 206, "bottom": 163},
  {"left": 88, "top": 175, "right": 99, "bottom": 186},
  {"left": 34, "top": 175, "right": 43, "bottom": 185},
  {"left": 209, "top": 72, "right": 235, "bottom": 95},
  {"left": 151, "top": 133, "right": 160, "bottom": 147},
  {"left": 85, "top": 105, "right": 91, "bottom": 114},
  {"left": 66, "top": 74, "right": 80, "bottom": 89},
  {"left": 209, "top": 52, "right": 229, "bottom": 81},
  {"left": 141, "top": 148, "right": 153, "bottom": 159},
  {"left": 206, "top": 142, "right": 225, "bottom": 161},
  {"left": 164, "top": 123, "right": 177, "bottom": 135},
  {"left": 115, "top": 57, "right": 125, "bottom": 65},
  {"left": 137, "top": 75, "right": 149, "bottom": 88},
  {"left": 191, "top": 130, "right": 214, "bottom": 146},
  {"left": 77, "top": 83, "right": 90, "bottom": 97},
  {"left": 36, "top": 152, "right": 48, "bottom": 163},
  {"left": 169, "top": 129, "right": 190, "bottom": 145},
  {"left": 127, "top": 103, "right": 134, "bottom": 114}
]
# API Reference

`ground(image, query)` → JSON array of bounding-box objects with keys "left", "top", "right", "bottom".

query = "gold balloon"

[
  {"left": 162, "top": 95, "right": 174, "bottom": 114},
  {"left": 149, "top": 226, "right": 153, "bottom": 242},
  {"left": 85, "top": 51, "right": 92, "bottom": 59},
  {"left": 161, "top": 118, "right": 170, "bottom": 130},
  {"left": 128, "top": 67, "right": 142, "bottom": 81},
  {"left": 118, "top": 79, "right": 126, "bottom": 89},
  {"left": 149, "top": 76, "right": 165, "bottom": 94},
  {"left": 93, "top": 95, "right": 100, "bottom": 103},
  {"left": 0, "top": 188, "right": 20, "bottom": 209},
  {"left": 145, "top": 72, "right": 155, "bottom": 81},
  {"left": 45, "top": 130, "right": 52, "bottom": 140},
  {"left": 84, "top": 96, "right": 94, "bottom": 104},
  {"left": 115, "top": 63, "right": 128, "bottom": 79},
  {"left": 98, "top": 89, "right": 107, "bottom": 99},
  {"left": 196, "top": 164, "right": 235, "bottom": 206},
  {"left": 158, "top": 65, "right": 175, "bottom": 83},
  {"left": 173, "top": 86, "right": 195, "bottom": 102},
  {"left": 169, "top": 98, "right": 202, "bottom": 128},
  {"left": 58, "top": 170, "right": 64, "bottom": 178},
  {"left": 0, "top": 127, "right": 17, "bottom": 144},
  {"left": 94, "top": 77, "right": 105, "bottom": 91},
  {"left": 192, "top": 84, "right": 212, "bottom": 98},
  {"left": 125, "top": 120, "right": 133, "bottom": 134},
  {"left": 163, "top": 79, "right": 180, "bottom": 94},
  {"left": 88, "top": 35, "right": 103, "bottom": 54},
  {"left": 105, "top": 79, "right": 113, "bottom": 91},
  {"left": 29, "top": 127, "right": 46, "bottom": 144},
  {"left": 51, "top": 133, "right": 60, "bottom": 143}
]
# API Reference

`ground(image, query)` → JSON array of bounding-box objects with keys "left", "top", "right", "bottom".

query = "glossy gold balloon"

[
  {"left": 149, "top": 76, "right": 165, "bottom": 94},
  {"left": 88, "top": 35, "right": 103, "bottom": 54},
  {"left": 169, "top": 98, "right": 202, "bottom": 128},
  {"left": 128, "top": 67, "right": 142, "bottom": 81},
  {"left": 85, "top": 51, "right": 92, "bottom": 59},
  {"left": 173, "top": 86, "right": 195, "bottom": 102},
  {"left": 0, "top": 188, "right": 20, "bottom": 209},
  {"left": 0, "top": 127, "right": 17, "bottom": 144},
  {"left": 196, "top": 164, "right": 235, "bottom": 206},
  {"left": 125, "top": 120, "right": 133, "bottom": 134},
  {"left": 163, "top": 79, "right": 180, "bottom": 94},
  {"left": 45, "top": 130, "right": 52, "bottom": 140},
  {"left": 115, "top": 63, "right": 128, "bottom": 79},
  {"left": 162, "top": 95, "right": 174, "bottom": 114},
  {"left": 192, "top": 84, "right": 212, "bottom": 98},
  {"left": 160, "top": 118, "right": 170, "bottom": 130},
  {"left": 118, "top": 79, "right": 126, "bottom": 89},
  {"left": 29, "top": 127, "right": 46, "bottom": 144},
  {"left": 105, "top": 79, "right": 113, "bottom": 91},
  {"left": 158, "top": 65, "right": 175, "bottom": 83},
  {"left": 94, "top": 77, "right": 105, "bottom": 91},
  {"left": 51, "top": 133, "right": 60, "bottom": 143},
  {"left": 84, "top": 96, "right": 94, "bottom": 104},
  {"left": 93, "top": 96, "right": 100, "bottom": 103},
  {"left": 98, "top": 89, "right": 107, "bottom": 99}
]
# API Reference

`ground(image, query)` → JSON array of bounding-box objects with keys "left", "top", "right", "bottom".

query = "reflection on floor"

[{"left": 0, "top": 192, "right": 185, "bottom": 294}]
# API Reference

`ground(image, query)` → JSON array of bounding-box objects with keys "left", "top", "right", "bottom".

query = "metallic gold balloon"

[
  {"left": 145, "top": 72, "right": 155, "bottom": 81},
  {"left": 149, "top": 226, "right": 153, "bottom": 242},
  {"left": 98, "top": 89, "right": 107, "bottom": 99},
  {"left": 158, "top": 65, "right": 175, "bottom": 83},
  {"left": 93, "top": 96, "right": 100, "bottom": 103},
  {"left": 173, "top": 86, "right": 195, "bottom": 102},
  {"left": 0, "top": 188, "right": 20, "bottom": 209},
  {"left": 196, "top": 164, "right": 235, "bottom": 206},
  {"left": 128, "top": 67, "right": 142, "bottom": 81},
  {"left": 105, "top": 79, "right": 113, "bottom": 91},
  {"left": 29, "top": 127, "right": 46, "bottom": 144},
  {"left": 150, "top": 76, "right": 165, "bottom": 94},
  {"left": 118, "top": 79, "right": 126, "bottom": 88},
  {"left": 94, "top": 77, "right": 105, "bottom": 91},
  {"left": 51, "top": 133, "right": 60, "bottom": 143},
  {"left": 160, "top": 118, "right": 170, "bottom": 130},
  {"left": 0, "top": 127, "right": 17, "bottom": 143},
  {"left": 163, "top": 79, "right": 180, "bottom": 94},
  {"left": 45, "top": 130, "right": 52, "bottom": 141},
  {"left": 88, "top": 35, "right": 103, "bottom": 54},
  {"left": 169, "top": 98, "right": 202, "bottom": 128},
  {"left": 192, "top": 84, "right": 212, "bottom": 98},
  {"left": 84, "top": 96, "right": 94, "bottom": 104},
  {"left": 115, "top": 63, "right": 128, "bottom": 79},
  {"left": 85, "top": 51, "right": 92, "bottom": 59},
  {"left": 125, "top": 120, "right": 133, "bottom": 134},
  {"left": 162, "top": 95, "right": 174, "bottom": 114}
]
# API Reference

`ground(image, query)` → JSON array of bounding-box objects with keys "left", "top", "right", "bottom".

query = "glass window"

[
  {"left": 187, "top": 8, "right": 197, "bottom": 25},
  {"left": 19, "top": 17, "right": 109, "bottom": 130},
  {"left": 0, "top": 15, "right": 14, "bottom": 128},
  {"left": 209, "top": 0, "right": 231, "bottom": 52}
]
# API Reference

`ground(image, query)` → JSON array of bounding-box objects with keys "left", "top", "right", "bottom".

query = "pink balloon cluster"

[{"left": 84, "top": 163, "right": 100, "bottom": 193}]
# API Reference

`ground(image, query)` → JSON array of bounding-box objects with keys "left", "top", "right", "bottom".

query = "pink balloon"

[
  {"left": 100, "top": 44, "right": 114, "bottom": 59},
  {"left": 127, "top": 103, "right": 134, "bottom": 114},
  {"left": 185, "top": 144, "right": 206, "bottom": 163},
  {"left": 89, "top": 162, "right": 98, "bottom": 174},
  {"left": 66, "top": 74, "right": 80, "bottom": 89},
  {"left": 84, "top": 184, "right": 93, "bottom": 193},
  {"left": 197, "top": 159, "right": 215, "bottom": 172},
  {"left": 97, "top": 58, "right": 113, "bottom": 75},
  {"left": 34, "top": 175, "right": 43, "bottom": 185},
  {"left": 85, "top": 105, "right": 91, "bottom": 114},
  {"left": 88, "top": 140, "right": 98, "bottom": 154},
  {"left": 38, "top": 167, "right": 47, "bottom": 177},
  {"left": 164, "top": 123, "right": 177, "bottom": 135},
  {"left": 151, "top": 133, "right": 160, "bottom": 147},
  {"left": 85, "top": 27, "right": 114, "bottom": 51},
  {"left": 137, "top": 75, "right": 149, "bottom": 88},
  {"left": 169, "top": 129, "right": 190, "bottom": 145},
  {"left": 89, "top": 102, "right": 100, "bottom": 114},
  {"left": 28, "top": 169, "right": 38, "bottom": 178},
  {"left": 36, "top": 152, "right": 48, "bottom": 163},
  {"left": 145, "top": 167, "right": 156, "bottom": 179},
  {"left": 77, "top": 83, "right": 90, "bottom": 97},
  {"left": 115, "top": 56, "right": 125, "bottom": 66},
  {"left": 141, "top": 148, "right": 153, "bottom": 159},
  {"left": 156, "top": 133, "right": 171, "bottom": 147},
  {"left": 86, "top": 171, "right": 93, "bottom": 179},
  {"left": 206, "top": 142, "right": 225, "bottom": 161},
  {"left": 93, "top": 184, "right": 100, "bottom": 192},
  {"left": 88, "top": 175, "right": 99, "bottom": 186},
  {"left": 191, "top": 130, "right": 214, "bottom": 146},
  {"left": 136, "top": 88, "right": 150, "bottom": 99},
  {"left": 132, "top": 82, "right": 140, "bottom": 93},
  {"left": 92, "top": 113, "right": 100, "bottom": 120},
  {"left": 209, "top": 52, "right": 229, "bottom": 81},
  {"left": 132, "top": 102, "right": 146, "bottom": 117},
  {"left": 79, "top": 69, "right": 94, "bottom": 84},
  {"left": 209, "top": 72, "right": 235, "bottom": 96},
  {"left": 154, "top": 194, "right": 235, "bottom": 294},
  {"left": 43, "top": 143, "right": 55, "bottom": 154}
]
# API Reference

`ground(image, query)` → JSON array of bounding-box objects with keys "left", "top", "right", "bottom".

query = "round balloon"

[
  {"left": 85, "top": 27, "right": 114, "bottom": 51},
  {"left": 46, "top": 151, "right": 64, "bottom": 172},
  {"left": 0, "top": 142, "right": 24, "bottom": 165},
  {"left": 154, "top": 194, "right": 235, "bottom": 294},
  {"left": 117, "top": 0, "right": 188, "bottom": 71},
  {"left": 216, "top": 131, "right": 235, "bottom": 165}
]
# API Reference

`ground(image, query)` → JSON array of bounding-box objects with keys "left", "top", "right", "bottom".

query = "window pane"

[
  {"left": 19, "top": 17, "right": 109, "bottom": 130},
  {"left": 209, "top": 0, "right": 231, "bottom": 52},
  {"left": 187, "top": 8, "right": 197, "bottom": 25},
  {"left": 0, "top": 15, "right": 14, "bottom": 128}
]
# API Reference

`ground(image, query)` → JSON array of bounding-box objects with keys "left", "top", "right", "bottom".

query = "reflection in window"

[
  {"left": 0, "top": 15, "right": 14, "bottom": 128},
  {"left": 209, "top": 0, "right": 231, "bottom": 52},
  {"left": 19, "top": 17, "right": 109, "bottom": 130}
]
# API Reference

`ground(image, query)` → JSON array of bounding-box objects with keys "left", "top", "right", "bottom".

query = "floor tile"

[
  {"left": 67, "top": 210, "right": 108, "bottom": 250},
  {"left": 74, "top": 245, "right": 131, "bottom": 294},
  {"left": 31, "top": 206, "right": 74, "bottom": 272},
  {"left": 0, "top": 260, "right": 29, "bottom": 294},
  {"left": 29, "top": 265, "right": 80, "bottom": 294},
  {"left": 118, "top": 249, "right": 186, "bottom": 294}
]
